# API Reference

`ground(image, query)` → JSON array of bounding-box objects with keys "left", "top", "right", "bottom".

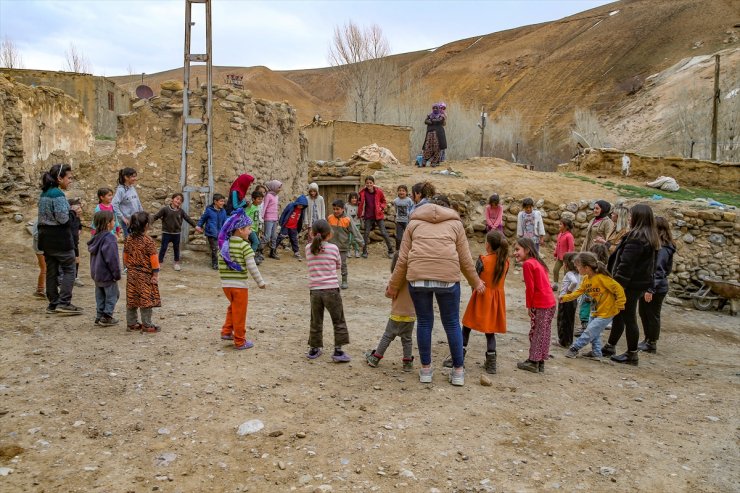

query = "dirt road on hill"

[{"left": 0, "top": 222, "right": 738, "bottom": 493}]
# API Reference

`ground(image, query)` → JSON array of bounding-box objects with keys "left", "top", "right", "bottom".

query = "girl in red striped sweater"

[{"left": 305, "top": 220, "right": 350, "bottom": 362}]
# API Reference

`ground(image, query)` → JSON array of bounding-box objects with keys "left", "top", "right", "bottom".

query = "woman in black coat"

[{"left": 602, "top": 204, "right": 660, "bottom": 365}]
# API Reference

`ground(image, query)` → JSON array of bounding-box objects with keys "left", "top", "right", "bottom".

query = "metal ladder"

[{"left": 180, "top": 0, "right": 213, "bottom": 243}]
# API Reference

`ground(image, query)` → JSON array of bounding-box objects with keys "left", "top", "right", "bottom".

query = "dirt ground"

[{"left": 0, "top": 220, "right": 738, "bottom": 493}]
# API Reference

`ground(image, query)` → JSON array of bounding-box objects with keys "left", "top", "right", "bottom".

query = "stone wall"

[
  {"left": 560, "top": 148, "right": 740, "bottom": 193},
  {"left": 302, "top": 120, "right": 412, "bottom": 164},
  {"left": 0, "top": 75, "right": 93, "bottom": 218},
  {"left": 0, "top": 69, "right": 131, "bottom": 139}
]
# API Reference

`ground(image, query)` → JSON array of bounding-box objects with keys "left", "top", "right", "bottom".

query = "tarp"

[{"left": 349, "top": 143, "right": 399, "bottom": 167}]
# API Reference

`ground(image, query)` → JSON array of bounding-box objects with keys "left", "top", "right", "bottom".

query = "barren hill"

[{"left": 111, "top": 0, "right": 739, "bottom": 160}]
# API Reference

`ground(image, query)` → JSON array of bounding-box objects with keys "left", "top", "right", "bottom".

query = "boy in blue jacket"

[
  {"left": 87, "top": 210, "right": 121, "bottom": 326},
  {"left": 275, "top": 194, "right": 307, "bottom": 261},
  {"left": 196, "top": 193, "right": 228, "bottom": 269}
]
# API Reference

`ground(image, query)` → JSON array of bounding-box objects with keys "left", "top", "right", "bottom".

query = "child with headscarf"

[
  {"left": 226, "top": 173, "right": 255, "bottom": 215},
  {"left": 217, "top": 209, "right": 266, "bottom": 350},
  {"left": 262, "top": 180, "right": 282, "bottom": 259},
  {"left": 305, "top": 182, "right": 326, "bottom": 241}
]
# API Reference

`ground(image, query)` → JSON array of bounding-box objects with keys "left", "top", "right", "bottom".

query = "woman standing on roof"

[{"left": 421, "top": 103, "right": 447, "bottom": 167}]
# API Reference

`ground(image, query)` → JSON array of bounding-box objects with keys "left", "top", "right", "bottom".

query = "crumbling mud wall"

[
  {"left": 0, "top": 75, "right": 93, "bottom": 218},
  {"left": 561, "top": 148, "right": 740, "bottom": 192}
]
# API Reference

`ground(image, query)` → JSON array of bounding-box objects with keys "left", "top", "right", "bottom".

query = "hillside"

[{"left": 111, "top": 0, "right": 739, "bottom": 162}]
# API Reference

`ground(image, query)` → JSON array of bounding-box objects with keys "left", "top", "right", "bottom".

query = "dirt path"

[{"left": 0, "top": 227, "right": 738, "bottom": 492}]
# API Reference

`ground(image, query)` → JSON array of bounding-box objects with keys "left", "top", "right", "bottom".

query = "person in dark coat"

[
  {"left": 276, "top": 194, "right": 308, "bottom": 260},
  {"left": 421, "top": 104, "right": 447, "bottom": 166},
  {"left": 88, "top": 210, "right": 122, "bottom": 326},
  {"left": 602, "top": 204, "right": 660, "bottom": 365}
]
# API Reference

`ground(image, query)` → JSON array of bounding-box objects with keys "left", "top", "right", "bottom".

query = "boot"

[
  {"left": 269, "top": 247, "right": 280, "bottom": 260},
  {"left": 601, "top": 343, "right": 616, "bottom": 356},
  {"left": 516, "top": 359, "right": 540, "bottom": 373},
  {"left": 637, "top": 339, "right": 657, "bottom": 353},
  {"left": 611, "top": 350, "right": 639, "bottom": 366},
  {"left": 442, "top": 347, "right": 466, "bottom": 368},
  {"left": 340, "top": 275, "right": 348, "bottom": 290},
  {"left": 484, "top": 351, "right": 497, "bottom": 374}
]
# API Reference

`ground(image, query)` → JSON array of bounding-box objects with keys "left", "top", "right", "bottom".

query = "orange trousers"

[{"left": 222, "top": 287, "right": 249, "bottom": 347}]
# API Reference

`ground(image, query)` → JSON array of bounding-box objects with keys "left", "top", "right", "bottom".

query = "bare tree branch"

[
  {"left": 0, "top": 36, "right": 24, "bottom": 69},
  {"left": 63, "top": 42, "right": 91, "bottom": 73}
]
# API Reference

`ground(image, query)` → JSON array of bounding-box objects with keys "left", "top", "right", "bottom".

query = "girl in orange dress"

[{"left": 459, "top": 230, "right": 509, "bottom": 374}]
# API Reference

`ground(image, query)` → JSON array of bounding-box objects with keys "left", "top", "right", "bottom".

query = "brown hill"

[{"left": 112, "top": 0, "right": 739, "bottom": 160}]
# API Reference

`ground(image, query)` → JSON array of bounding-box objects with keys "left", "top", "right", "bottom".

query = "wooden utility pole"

[
  {"left": 710, "top": 54, "right": 720, "bottom": 161},
  {"left": 478, "top": 105, "right": 487, "bottom": 157}
]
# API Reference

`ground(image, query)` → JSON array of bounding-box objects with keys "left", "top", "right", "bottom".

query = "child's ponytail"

[
  {"left": 486, "top": 230, "right": 509, "bottom": 284},
  {"left": 516, "top": 238, "right": 548, "bottom": 272},
  {"left": 575, "top": 252, "right": 611, "bottom": 277},
  {"left": 310, "top": 219, "right": 331, "bottom": 255}
]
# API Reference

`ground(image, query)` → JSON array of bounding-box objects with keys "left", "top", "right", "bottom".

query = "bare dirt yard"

[{"left": 0, "top": 219, "right": 738, "bottom": 493}]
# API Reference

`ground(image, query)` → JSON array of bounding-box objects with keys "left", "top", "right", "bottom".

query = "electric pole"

[
  {"left": 477, "top": 106, "right": 487, "bottom": 157},
  {"left": 710, "top": 54, "right": 720, "bottom": 161}
]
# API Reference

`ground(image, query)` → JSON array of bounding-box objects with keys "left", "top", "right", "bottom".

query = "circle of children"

[{"left": 36, "top": 163, "right": 673, "bottom": 386}]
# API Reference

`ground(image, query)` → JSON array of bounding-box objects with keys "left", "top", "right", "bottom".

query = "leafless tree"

[
  {"left": 489, "top": 111, "right": 529, "bottom": 162},
  {"left": 0, "top": 36, "right": 24, "bottom": 69},
  {"left": 329, "top": 21, "right": 391, "bottom": 123},
  {"left": 63, "top": 42, "right": 91, "bottom": 73},
  {"left": 572, "top": 107, "right": 608, "bottom": 148}
]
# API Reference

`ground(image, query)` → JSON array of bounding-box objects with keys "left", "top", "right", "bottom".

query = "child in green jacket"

[{"left": 245, "top": 190, "right": 264, "bottom": 264}]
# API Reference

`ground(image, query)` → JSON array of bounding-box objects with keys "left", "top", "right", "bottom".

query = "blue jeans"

[
  {"left": 571, "top": 316, "right": 613, "bottom": 356},
  {"left": 408, "top": 283, "right": 463, "bottom": 368},
  {"left": 263, "top": 220, "right": 279, "bottom": 249},
  {"left": 95, "top": 283, "right": 120, "bottom": 319}
]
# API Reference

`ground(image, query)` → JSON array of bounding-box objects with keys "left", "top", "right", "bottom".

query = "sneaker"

[
  {"left": 361, "top": 252, "right": 368, "bottom": 259},
  {"left": 45, "top": 305, "right": 57, "bottom": 314},
  {"left": 34, "top": 290, "right": 47, "bottom": 299},
  {"left": 98, "top": 316, "right": 120, "bottom": 327},
  {"left": 212, "top": 263, "right": 219, "bottom": 270},
  {"left": 565, "top": 347, "right": 579, "bottom": 359},
  {"left": 293, "top": 252, "right": 302, "bottom": 262},
  {"left": 140, "top": 324, "right": 161, "bottom": 333},
  {"left": 221, "top": 334, "right": 234, "bottom": 341},
  {"left": 174, "top": 263, "right": 182, "bottom": 271},
  {"left": 365, "top": 350, "right": 381, "bottom": 368},
  {"left": 354, "top": 251, "right": 361, "bottom": 258},
  {"left": 448, "top": 368, "right": 465, "bottom": 386},
  {"left": 74, "top": 278, "right": 85, "bottom": 287},
  {"left": 56, "top": 303, "right": 84, "bottom": 315},
  {"left": 94, "top": 317, "right": 101, "bottom": 326},
  {"left": 127, "top": 323, "right": 141, "bottom": 332},
  {"left": 332, "top": 351, "right": 351, "bottom": 363},
  {"left": 582, "top": 350, "right": 602, "bottom": 359},
  {"left": 340, "top": 280, "right": 349, "bottom": 290},
  {"left": 235, "top": 340, "right": 254, "bottom": 350},
  {"left": 306, "top": 347, "right": 322, "bottom": 359},
  {"left": 402, "top": 357, "right": 414, "bottom": 372},
  {"left": 419, "top": 367, "right": 433, "bottom": 383}
]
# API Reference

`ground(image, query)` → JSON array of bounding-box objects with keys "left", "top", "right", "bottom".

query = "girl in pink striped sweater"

[{"left": 305, "top": 219, "right": 350, "bottom": 362}]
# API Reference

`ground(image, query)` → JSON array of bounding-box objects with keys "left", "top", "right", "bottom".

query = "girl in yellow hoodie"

[{"left": 561, "top": 252, "right": 625, "bottom": 359}]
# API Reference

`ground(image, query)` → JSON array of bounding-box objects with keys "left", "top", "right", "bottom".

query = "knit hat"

[
  {"left": 217, "top": 209, "right": 253, "bottom": 271},
  {"left": 308, "top": 182, "right": 319, "bottom": 192}
]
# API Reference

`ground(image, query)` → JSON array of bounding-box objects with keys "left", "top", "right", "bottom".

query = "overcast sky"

[{"left": 1, "top": 0, "right": 613, "bottom": 76}]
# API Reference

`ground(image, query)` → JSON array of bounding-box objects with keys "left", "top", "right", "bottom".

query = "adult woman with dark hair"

[
  {"left": 421, "top": 104, "right": 447, "bottom": 167},
  {"left": 581, "top": 200, "right": 614, "bottom": 252},
  {"left": 595, "top": 204, "right": 629, "bottom": 254},
  {"left": 408, "top": 181, "right": 435, "bottom": 218},
  {"left": 37, "top": 164, "right": 83, "bottom": 315},
  {"left": 603, "top": 204, "right": 660, "bottom": 365},
  {"left": 637, "top": 216, "right": 675, "bottom": 354},
  {"left": 387, "top": 194, "right": 485, "bottom": 387}
]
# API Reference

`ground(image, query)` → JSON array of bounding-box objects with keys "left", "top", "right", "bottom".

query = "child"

[
  {"left": 556, "top": 252, "right": 580, "bottom": 347},
  {"left": 123, "top": 212, "right": 161, "bottom": 333},
  {"left": 365, "top": 251, "right": 416, "bottom": 371},
  {"left": 32, "top": 220, "right": 47, "bottom": 298},
  {"left": 513, "top": 238, "right": 556, "bottom": 373},
  {"left": 552, "top": 218, "right": 575, "bottom": 290},
  {"left": 112, "top": 167, "right": 143, "bottom": 238},
  {"left": 562, "top": 252, "right": 626, "bottom": 358},
  {"left": 225, "top": 173, "right": 254, "bottom": 215},
  {"left": 305, "top": 182, "right": 326, "bottom": 241},
  {"left": 393, "top": 185, "right": 414, "bottom": 250},
  {"left": 576, "top": 243, "right": 610, "bottom": 335},
  {"left": 196, "top": 193, "right": 227, "bottom": 270},
  {"left": 305, "top": 219, "right": 350, "bottom": 362},
  {"left": 358, "top": 176, "right": 394, "bottom": 259},
  {"left": 516, "top": 197, "right": 545, "bottom": 253},
  {"left": 276, "top": 194, "right": 308, "bottom": 261},
  {"left": 262, "top": 180, "right": 282, "bottom": 259},
  {"left": 68, "top": 198, "right": 84, "bottom": 287},
  {"left": 345, "top": 192, "right": 362, "bottom": 258},
  {"left": 637, "top": 216, "right": 676, "bottom": 353},
  {"left": 90, "top": 188, "right": 122, "bottom": 236},
  {"left": 454, "top": 230, "right": 509, "bottom": 374},
  {"left": 88, "top": 210, "right": 121, "bottom": 326},
  {"left": 218, "top": 209, "right": 266, "bottom": 350},
  {"left": 485, "top": 194, "right": 504, "bottom": 233},
  {"left": 152, "top": 192, "right": 197, "bottom": 271},
  {"left": 327, "top": 199, "right": 364, "bottom": 289},
  {"left": 245, "top": 190, "right": 264, "bottom": 264}
]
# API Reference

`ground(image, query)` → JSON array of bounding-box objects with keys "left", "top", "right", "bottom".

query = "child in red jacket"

[
  {"left": 358, "top": 176, "right": 394, "bottom": 258},
  {"left": 514, "top": 238, "right": 556, "bottom": 373},
  {"left": 552, "top": 218, "right": 575, "bottom": 290}
]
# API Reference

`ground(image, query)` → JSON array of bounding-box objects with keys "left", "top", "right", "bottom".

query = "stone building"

[
  {"left": 302, "top": 120, "right": 412, "bottom": 165},
  {"left": 0, "top": 68, "right": 131, "bottom": 139}
]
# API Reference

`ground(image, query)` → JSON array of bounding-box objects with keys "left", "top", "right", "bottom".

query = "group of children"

[{"left": 39, "top": 164, "right": 662, "bottom": 381}]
